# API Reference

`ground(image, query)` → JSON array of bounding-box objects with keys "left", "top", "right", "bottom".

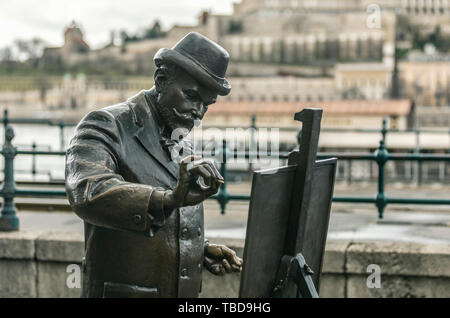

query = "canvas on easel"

[{"left": 239, "top": 108, "right": 337, "bottom": 298}]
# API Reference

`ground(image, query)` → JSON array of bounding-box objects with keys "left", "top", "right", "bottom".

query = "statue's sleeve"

[{"left": 65, "top": 109, "right": 164, "bottom": 235}]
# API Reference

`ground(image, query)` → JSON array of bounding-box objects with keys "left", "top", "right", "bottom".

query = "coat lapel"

[{"left": 128, "top": 91, "right": 179, "bottom": 181}]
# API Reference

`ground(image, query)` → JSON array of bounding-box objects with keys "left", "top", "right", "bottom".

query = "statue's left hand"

[{"left": 204, "top": 243, "right": 243, "bottom": 276}]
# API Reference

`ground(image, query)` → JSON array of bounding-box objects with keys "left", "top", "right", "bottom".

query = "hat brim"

[{"left": 154, "top": 48, "right": 231, "bottom": 96}]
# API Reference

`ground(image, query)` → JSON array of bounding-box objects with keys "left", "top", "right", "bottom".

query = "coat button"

[
  {"left": 181, "top": 268, "right": 187, "bottom": 277},
  {"left": 133, "top": 214, "right": 142, "bottom": 224},
  {"left": 181, "top": 228, "right": 188, "bottom": 240}
]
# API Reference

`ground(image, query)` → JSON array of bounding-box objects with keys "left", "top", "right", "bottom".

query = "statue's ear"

[{"left": 154, "top": 68, "right": 166, "bottom": 93}]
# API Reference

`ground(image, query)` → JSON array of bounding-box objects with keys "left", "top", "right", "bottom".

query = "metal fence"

[
  {"left": 0, "top": 109, "right": 449, "bottom": 231},
  {"left": 3, "top": 113, "right": 449, "bottom": 184}
]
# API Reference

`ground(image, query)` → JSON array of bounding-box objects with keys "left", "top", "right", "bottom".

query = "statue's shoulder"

[
  {"left": 102, "top": 101, "right": 133, "bottom": 122},
  {"left": 75, "top": 103, "right": 128, "bottom": 132},
  {"left": 82, "top": 90, "right": 149, "bottom": 127}
]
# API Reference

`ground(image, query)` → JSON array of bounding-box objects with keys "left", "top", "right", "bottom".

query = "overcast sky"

[{"left": 0, "top": 0, "right": 238, "bottom": 49}]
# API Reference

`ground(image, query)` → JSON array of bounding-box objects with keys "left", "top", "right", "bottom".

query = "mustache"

[{"left": 172, "top": 108, "right": 199, "bottom": 122}]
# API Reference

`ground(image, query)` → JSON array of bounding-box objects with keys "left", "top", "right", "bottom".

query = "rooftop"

[{"left": 210, "top": 99, "right": 412, "bottom": 116}]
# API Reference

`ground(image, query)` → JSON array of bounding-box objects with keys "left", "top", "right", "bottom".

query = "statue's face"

[{"left": 157, "top": 70, "right": 217, "bottom": 133}]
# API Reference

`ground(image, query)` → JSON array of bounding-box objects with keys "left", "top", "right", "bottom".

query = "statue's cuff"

[
  {"left": 147, "top": 188, "right": 177, "bottom": 236},
  {"left": 148, "top": 188, "right": 167, "bottom": 229}
]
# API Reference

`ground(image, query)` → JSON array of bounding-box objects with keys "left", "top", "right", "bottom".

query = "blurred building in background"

[
  {"left": 399, "top": 47, "right": 450, "bottom": 107},
  {"left": 0, "top": 0, "right": 448, "bottom": 184},
  {"left": 1, "top": 0, "right": 450, "bottom": 131}
]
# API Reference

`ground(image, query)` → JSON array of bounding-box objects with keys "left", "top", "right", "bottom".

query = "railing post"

[
  {"left": 347, "top": 160, "right": 352, "bottom": 184},
  {"left": 249, "top": 115, "right": 257, "bottom": 178},
  {"left": 413, "top": 128, "right": 420, "bottom": 186},
  {"left": 0, "top": 109, "right": 19, "bottom": 231},
  {"left": 59, "top": 122, "right": 65, "bottom": 151},
  {"left": 32, "top": 141, "right": 37, "bottom": 179},
  {"left": 217, "top": 139, "right": 230, "bottom": 215},
  {"left": 375, "top": 118, "right": 389, "bottom": 219}
]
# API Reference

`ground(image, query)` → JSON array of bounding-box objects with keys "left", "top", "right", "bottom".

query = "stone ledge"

[
  {"left": 322, "top": 240, "right": 348, "bottom": 273},
  {"left": 36, "top": 232, "right": 84, "bottom": 263},
  {"left": 2, "top": 231, "right": 450, "bottom": 279},
  {"left": 0, "top": 231, "right": 40, "bottom": 259},
  {"left": 0, "top": 260, "right": 37, "bottom": 297},
  {"left": 346, "top": 241, "right": 450, "bottom": 277},
  {"left": 1, "top": 231, "right": 450, "bottom": 297},
  {"left": 346, "top": 274, "right": 450, "bottom": 298}
]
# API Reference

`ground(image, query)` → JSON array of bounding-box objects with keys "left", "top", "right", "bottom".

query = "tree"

[
  {"left": 14, "top": 37, "right": 46, "bottom": 68},
  {"left": 119, "top": 30, "right": 139, "bottom": 44},
  {"left": 120, "top": 30, "right": 129, "bottom": 44},
  {"left": 0, "top": 46, "right": 16, "bottom": 73},
  {"left": 0, "top": 46, "right": 13, "bottom": 62},
  {"left": 15, "top": 38, "right": 46, "bottom": 59},
  {"left": 144, "top": 20, "right": 164, "bottom": 39}
]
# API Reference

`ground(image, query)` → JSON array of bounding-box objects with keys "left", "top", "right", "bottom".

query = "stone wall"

[{"left": 0, "top": 231, "right": 449, "bottom": 298}]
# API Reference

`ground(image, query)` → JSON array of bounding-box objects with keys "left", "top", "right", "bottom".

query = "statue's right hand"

[{"left": 165, "top": 155, "right": 223, "bottom": 209}]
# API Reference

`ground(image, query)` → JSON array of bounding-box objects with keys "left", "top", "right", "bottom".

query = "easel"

[{"left": 239, "top": 109, "right": 337, "bottom": 298}]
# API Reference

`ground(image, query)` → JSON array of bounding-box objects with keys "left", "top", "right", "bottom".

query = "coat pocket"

[{"left": 102, "top": 282, "right": 159, "bottom": 298}]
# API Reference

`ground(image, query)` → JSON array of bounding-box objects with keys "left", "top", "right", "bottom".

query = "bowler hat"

[{"left": 153, "top": 32, "right": 231, "bottom": 96}]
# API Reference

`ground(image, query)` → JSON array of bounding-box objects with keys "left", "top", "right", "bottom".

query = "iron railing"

[
  {"left": 1, "top": 114, "right": 449, "bottom": 153},
  {"left": 0, "top": 110, "right": 449, "bottom": 231}
]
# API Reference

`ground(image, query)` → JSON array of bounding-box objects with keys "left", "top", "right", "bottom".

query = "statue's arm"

[{"left": 65, "top": 109, "right": 169, "bottom": 236}]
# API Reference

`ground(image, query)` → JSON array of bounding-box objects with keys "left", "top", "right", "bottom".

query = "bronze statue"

[{"left": 65, "top": 32, "right": 242, "bottom": 298}]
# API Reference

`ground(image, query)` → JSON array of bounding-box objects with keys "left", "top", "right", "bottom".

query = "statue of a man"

[{"left": 65, "top": 32, "right": 242, "bottom": 298}]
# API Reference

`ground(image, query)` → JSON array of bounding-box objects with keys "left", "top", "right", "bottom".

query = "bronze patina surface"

[{"left": 65, "top": 32, "right": 241, "bottom": 298}]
